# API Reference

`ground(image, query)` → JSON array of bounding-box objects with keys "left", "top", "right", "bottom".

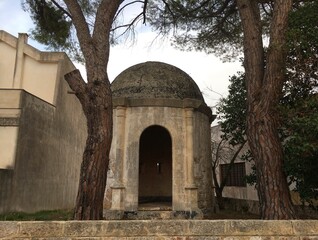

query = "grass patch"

[
  {"left": 1, "top": 208, "right": 259, "bottom": 221},
  {"left": 0, "top": 209, "right": 73, "bottom": 221}
]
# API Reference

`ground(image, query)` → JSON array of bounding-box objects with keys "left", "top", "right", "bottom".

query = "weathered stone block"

[
  {"left": 102, "top": 220, "right": 148, "bottom": 237},
  {"left": 180, "top": 237, "right": 221, "bottom": 240},
  {"left": 226, "top": 220, "right": 293, "bottom": 236},
  {"left": 188, "top": 220, "right": 225, "bottom": 236},
  {"left": 64, "top": 221, "right": 104, "bottom": 237},
  {"left": 0, "top": 221, "right": 19, "bottom": 238},
  {"left": 30, "top": 238, "right": 71, "bottom": 240},
  {"left": 104, "top": 210, "right": 124, "bottom": 220},
  {"left": 18, "top": 221, "right": 64, "bottom": 238},
  {"left": 276, "top": 237, "right": 299, "bottom": 240},
  {"left": 292, "top": 220, "right": 318, "bottom": 235},
  {"left": 144, "top": 220, "right": 188, "bottom": 236}
]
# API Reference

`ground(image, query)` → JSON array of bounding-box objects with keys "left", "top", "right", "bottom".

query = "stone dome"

[{"left": 111, "top": 61, "right": 204, "bottom": 101}]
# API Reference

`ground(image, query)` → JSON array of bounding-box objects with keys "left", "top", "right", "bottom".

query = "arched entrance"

[{"left": 138, "top": 125, "right": 172, "bottom": 208}]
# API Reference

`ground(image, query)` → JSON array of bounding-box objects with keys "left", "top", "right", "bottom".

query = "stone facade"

[{"left": 104, "top": 62, "right": 215, "bottom": 219}]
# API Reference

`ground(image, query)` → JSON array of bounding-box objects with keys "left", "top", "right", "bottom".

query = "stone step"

[
  {"left": 104, "top": 209, "right": 203, "bottom": 220},
  {"left": 104, "top": 202, "right": 203, "bottom": 220},
  {"left": 124, "top": 210, "right": 173, "bottom": 220}
]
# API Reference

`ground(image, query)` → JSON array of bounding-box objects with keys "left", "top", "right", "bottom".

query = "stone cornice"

[{"left": 112, "top": 97, "right": 215, "bottom": 123}]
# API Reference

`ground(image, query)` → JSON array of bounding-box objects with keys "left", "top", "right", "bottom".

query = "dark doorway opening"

[{"left": 138, "top": 125, "right": 172, "bottom": 209}]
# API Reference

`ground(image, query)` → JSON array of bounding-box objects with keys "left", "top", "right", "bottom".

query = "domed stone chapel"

[{"left": 104, "top": 61, "right": 215, "bottom": 219}]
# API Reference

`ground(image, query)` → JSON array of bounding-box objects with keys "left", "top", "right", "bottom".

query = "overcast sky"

[{"left": 0, "top": 1, "right": 243, "bottom": 109}]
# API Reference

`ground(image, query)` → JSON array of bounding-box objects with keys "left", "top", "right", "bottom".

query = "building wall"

[
  {"left": 0, "top": 90, "right": 22, "bottom": 169},
  {"left": 22, "top": 56, "right": 58, "bottom": 104},
  {"left": 0, "top": 127, "right": 18, "bottom": 169},
  {"left": 111, "top": 106, "right": 188, "bottom": 211},
  {"left": 193, "top": 110, "right": 215, "bottom": 214},
  {"left": 0, "top": 31, "right": 62, "bottom": 105},
  {"left": 0, "top": 34, "right": 16, "bottom": 88},
  {"left": 0, "top": 31, "right": 87, "bottom": 213},
  {"left": 106, "top": 101, "right": 214, "bottom": 215},
  {"left": 8, "top": 90, "right": 86, "bottom": 213},
  {"left": 0, "top": 169, "right": 13, "bottom": 213},
  {"left": 211, "top": 125, "right": 259, "bottom": 204}
]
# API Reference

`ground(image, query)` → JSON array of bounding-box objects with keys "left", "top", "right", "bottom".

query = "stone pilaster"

[
  {"left": 110, "top": 106, "right": 126, "bottom": 210},
  {"left": 184, "top": 108, "right": 199, "bottom": 212},
  {"left": 13, "top": 33, "right": 28, "bottom": 88}
]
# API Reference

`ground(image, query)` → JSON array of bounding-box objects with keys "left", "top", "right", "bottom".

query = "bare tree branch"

[
  {"left": 142, "top": 0, "right": 148, "bottom": 24},
  {"left": 51, "top": 0, "right": 72, "bottom": 19},
  {"left": 114, "top": 0, "right": 144, "bottom": 21},
  {"left": 64, "top": 0, "right": 92, "bottom": 58},
  {"left": 64, "top": 69, "right": 88, "bottom": 107},
  {"left": 111, "top": 12, "right": 143, "bottom": 38}
]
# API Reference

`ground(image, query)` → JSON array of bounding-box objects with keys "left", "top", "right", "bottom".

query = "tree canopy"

[
  {"left": 217, "top": 72, "right": 247, "bottom": 146},
  {"left": 282, "top": 95, "right": 318, "bottom": 208},
  {"left": 22, "top": 0, "right": 147, "bottom": 63},
  {"left": 284, "top": 0, "right": 318, "bottom": 104},
  {"left": 147, "top": 0, "right": 278, "bottom": 60}
]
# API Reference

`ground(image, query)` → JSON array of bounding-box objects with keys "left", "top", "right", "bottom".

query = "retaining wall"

[{"left": 1, "top": 220, "right": 318, "bottom": 239}]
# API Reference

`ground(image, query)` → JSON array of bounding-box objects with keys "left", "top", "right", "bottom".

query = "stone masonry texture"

[{"left": 0, "top": 220, "right": 317, "bottom": 239}]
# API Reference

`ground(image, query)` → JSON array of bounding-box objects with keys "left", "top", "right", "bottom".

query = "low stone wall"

[{"left": 1, "top": 220, "right": 318, "bottom": 239}]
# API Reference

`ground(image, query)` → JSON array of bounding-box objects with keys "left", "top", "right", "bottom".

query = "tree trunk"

[
  {"left": 74, "top": 83, "right": 112, "bottom": 220},
  {"left": 247, "top": 107, "right": 295, "bottom": 219},
  {"left": 62, "top": 0, "right": 121, "bottom": 220},
  {"left": 215, "top": 188, "right": 225, "bottom": 210},
  {"left": 237, "top": 0, "right": 296, "bottom": 219},
  {"left": 65, "top": 70, "right": 113, "bottom": 220}
]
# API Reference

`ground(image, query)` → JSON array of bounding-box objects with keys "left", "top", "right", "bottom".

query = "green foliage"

[
  {"left": 284, "top": 0, "right": 318, "bottom": 104},
  {"left": 22, "top": 0, "right": 102, "bottom": 63},
  {"left": 282, "top": 96, "right": 318, "bottom": 207},
  {"left": 281, "top": 2, "right": 318, "bottom": 206},
  {"left": 147, "top": 0, "right": 243, "bottom": 60},
  {"left": 0, "top": 209, "right": 73, "bottom": 221},
  {"left": 146, "top": 1, "right": 277, "bottom": 60},
  {"left": 22, "top": 0, "right": 72, "bottom": 49},
  {"left": 216, "top": 72, "right": 252, "bottom": 190},
  {"left": 217, "top": 72, "right": 247, "bottom": 146},
  {"left": 287, "top": 1, "right": 318, "bottom": 59},
  {"left": 22, "top": 0, "right": 145, "bottom": 63},
  {"left": 221, "top": 73, "right": 318, "bottom": 208}
]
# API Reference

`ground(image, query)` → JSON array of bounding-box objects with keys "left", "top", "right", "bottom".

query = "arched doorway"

[{"left": 138, "top": 125, "right": 172, "bottom": 208}]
